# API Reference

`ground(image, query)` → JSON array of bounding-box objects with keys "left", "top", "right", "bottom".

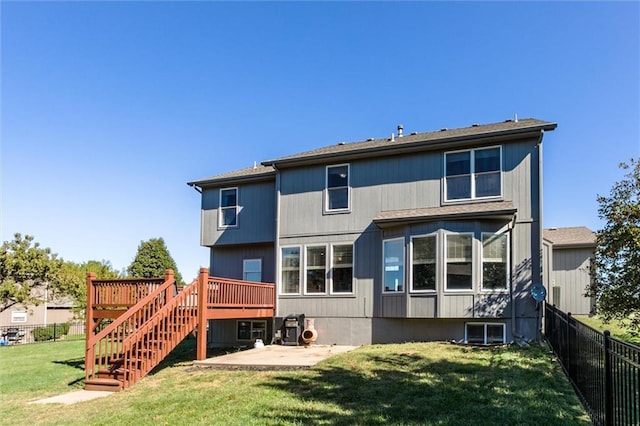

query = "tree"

[
  {"left": 0, "top": 234, "right": 63, "bottom": 312},
  {"left": 588, "top": 158, "right": 640, "bottom": 333},
  {"left": 128, "top": 238, "right": 183, "bottom": 284}
]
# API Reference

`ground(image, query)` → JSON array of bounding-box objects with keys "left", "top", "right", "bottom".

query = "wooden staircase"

[{"left": 84, "top": 268, "right": 274, "bottom": 392}]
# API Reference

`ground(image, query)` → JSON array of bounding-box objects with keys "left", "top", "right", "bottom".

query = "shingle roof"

[
  {"left": 263, "top": 118, "right": 556, "bottom": 167},
  {"left": 188, "top": 118, "right": 556, "bottom": 187},
  {"left": 373, "top": 201, "right": 517, "bottom": 228},
  {"left": 543, "top": 227, "right": 596, "bottom": 247},
  {"left": 188, "top": 164, "right": 276, "bottom": 187}
]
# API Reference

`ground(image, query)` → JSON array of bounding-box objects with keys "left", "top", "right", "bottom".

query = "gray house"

[
  {"left": 543, "top": 226, "right": 596, "bottom": 315},
  {"left": 188, "top": 118, "right": 557, "bottom": 346}
]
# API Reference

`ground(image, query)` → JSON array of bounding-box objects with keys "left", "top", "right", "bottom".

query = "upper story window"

[
  {"left": 243, "top": 259, "right": 262, "bottom": 282},
  {"left": 219, "top": 187, "right": 238, "bottom": 228},
  {"left": 445, "top": 147, "right": 501, "bottom": 201},
  {"left": 326, "top": 164, "right": 350, "bottom": 212},
  {"left": 411, "top": 235, "right": 437, "bottom": 292},
  {"left": 383, "top": 237, "right": 405, "bottom": 293}
]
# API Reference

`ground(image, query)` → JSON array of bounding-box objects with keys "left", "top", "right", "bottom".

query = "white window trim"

[
  {"left": 464, "top": 322, "right": 506, "bottom": 344},
  {"left": 11, "top": 311, "right": 27, "bottom": 323},
  {"left": 218, "top": 187, "right": 239, "bottom": 229},
  {"left": 444, "top": 232, "right": 475, "bottom": 293},
  {"left": 236, "top": 320, "right": 267, "bottom": 341},
  {"left": 480, "top": 232, "right": 510, "bottom": 292},
  {"left": 303, "top": 244, "right": 328, "bottom": 295},
  {"left": 383, "top": 237, "right": 405, "bottom": 294},
  {"left": 243, "top": 258, "right": 262, "bottom": 282},
  {"left": 444, "top": 146, "right": 503, "bottom": 202},
  {"left": 409, "top": 234, "right": 438, "bottom": 293},
  {"left": 325, "top": 164, "right": 351, "bottom": 213},
  {"left": 280, "top": 245, "right": 302, "bottom": 295},
  {"left": 329, "top": 243, "right": 355, "bottom": 295}
]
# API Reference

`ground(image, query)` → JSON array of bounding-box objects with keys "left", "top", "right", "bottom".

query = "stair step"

[{"left": 85, "top": 378, "right": 123, "bottom": 392}]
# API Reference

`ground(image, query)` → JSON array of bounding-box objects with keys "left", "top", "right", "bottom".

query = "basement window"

[
  {"left": 237, "top": 320, "right": 267, "bottom": 341},
  {"left": 465, "top": 323, "right": 506, "bottom": 344}
]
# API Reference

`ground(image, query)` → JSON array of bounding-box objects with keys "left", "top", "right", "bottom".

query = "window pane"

[
  {"left": 412, "top": 236, "right": 436, "bottom": 291},
  {"left": 237, "top": 321, "right": 251, "bottom": 340},
  {"left": 384, "top": 239, "right": 404, "bottom": 292},
  {"left": 306, "top": 246, "right": 326, "bottom": 293},
  {"left": 281, "top": 247, "right": 300, "bottom": 293},
  {"left": 475, "top": 148, "right": 500, "bottom": 173},
  {"left": 220, "top": 189, "right": 237, "bottom": 207},
  {"left": 466, "top": 324, "right": 484, "bottom": 344},
  {"left": 328, "top": 188, "right": 349, "bottom": 210},
  {"left": 327, "top": 165, "right": 348, "bottom": 188},
  {"left": 333, "top": 245, "right": 353, "bottom": 293},
  {"left": 475, "top": 172, "right": 501, "bottom": 197},
  {"left": 446, "top": 175, "right": 471, "bottom": 200},
  {"left": 244, "top": 259, "right": 261, "bottom": 281},
  {"left": 244, "top": 272, "right": 261, "bottom": 282},
  {"left": 446, "top": 152, "right": 470, "bottom": 176},
  {"left": 487, "top": 324, "right": 505, "bottom": 343},
  {"left": 221, "top": 207, "right": 237, "bottom": 226},
  {"left": 483, "top": 234, "right": 507, "bottom": 290},
  {"left": 446, "top": 234, "right": 472, "bottom": 290}
]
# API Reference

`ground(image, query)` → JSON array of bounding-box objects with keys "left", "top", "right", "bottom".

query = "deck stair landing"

[{"left": 84, "top": 268, "right": 275, "bottom": 391}]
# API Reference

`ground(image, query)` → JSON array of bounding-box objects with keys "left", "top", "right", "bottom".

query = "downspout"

[
  {"left": 537, "top": 130, "right": 545, "bottom": 340},
  {"left": 273, "top": 165, "right": 281, "bottom": 321}
]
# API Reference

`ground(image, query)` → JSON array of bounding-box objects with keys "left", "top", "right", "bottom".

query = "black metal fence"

[
  {"left": 0, "top": 322, "right": 85, "bottom": 345},
  {"left": 545, "top": 304, "right": 639, "bottom": 426}
]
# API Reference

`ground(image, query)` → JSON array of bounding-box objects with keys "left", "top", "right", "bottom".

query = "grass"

[
  {"left": 573, "top": 315, "right": 640, "bottom": 345},
  {"left": 0, "top": 340, "right": 590, "bottom": 425}
]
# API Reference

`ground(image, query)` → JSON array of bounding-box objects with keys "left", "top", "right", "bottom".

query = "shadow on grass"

[{"left": 259, "top": 345, "right": 589, "bottom": 426}]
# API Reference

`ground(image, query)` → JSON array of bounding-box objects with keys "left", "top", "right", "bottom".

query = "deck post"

[
  {"left": 85, "top": 272, "right": 96, "bottom": 380},
  {"left": 196, "top": 268, "right": 209, "bottom": 360},
  {"left": 164, "top": 269, "right": 175, "bottom": 301}
]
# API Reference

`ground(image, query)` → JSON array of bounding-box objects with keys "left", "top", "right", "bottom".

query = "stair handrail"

[
  {"left": 117, "top": 279, "right": 200, "bottom": 388},
  {"left": 85, "top": 270, "right": 176, "bottom": 384}
]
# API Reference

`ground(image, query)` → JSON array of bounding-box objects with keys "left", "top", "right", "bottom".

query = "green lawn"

[
  {"left": 574, "top": 315, "right": 640, "bottom": 345},
  {"left": 0, "top": 340, "right": 590, "bottom": 425}
]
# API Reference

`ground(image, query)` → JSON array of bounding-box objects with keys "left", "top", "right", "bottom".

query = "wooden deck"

[{"left": 84, "top": 268, "right": 275, "bottom": 391}]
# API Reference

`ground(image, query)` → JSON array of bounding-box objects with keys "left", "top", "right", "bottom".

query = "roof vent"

[
  {"left": 338, "top": 142, "right": 346, "bottom": 145},
  {"left": 410, "top": 132, "right": 417, "bottom": 135},
  {"left": 391, "top": 133, "right": 395, "bottom": 142},
  {"left": 397, "top": 124, "right": 404, "bottom": 137},
  {"left": 367, "top": 138, "right": 374, "bottom": 141},
  {"left": 472, "top": 123, "right": 479, "bottom": 127},
  {"left": 440, "top": 128, "right": 447, "bottom": 132}
]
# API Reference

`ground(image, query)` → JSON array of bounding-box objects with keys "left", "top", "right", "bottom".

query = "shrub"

[{"left": 32, "top": 323, "right": 70, "bottom": 341}]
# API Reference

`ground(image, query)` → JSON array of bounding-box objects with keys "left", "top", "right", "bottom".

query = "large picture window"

[
  {"left": 219, "top": 187, "right": 238, "bottom": 227},
  {"left": 306, "top": 246, "right": 326, "bottom": 294},
  {"left": 332, "top": 244, "right": 353, "bottom": 293},
  {"left": 482, "top": 233, "right": 508, "bottom": 290},
  {"left": 445, "top": 147, "right": 501, "bottom": 201},
  {"left": 281, "top": 247, "right": 300, "bottom": 294},
  {"left": 326, "top": 164, "right": 350, "bottom": 211},
  {"left": 411, "top": 235, "right": 436, "bottom": 292},
  {"left": 445, "top": 234, "right": 473, "bottom": 291},
  {"left": 383, "top": 238, "right": 405, "bottom": 293}
]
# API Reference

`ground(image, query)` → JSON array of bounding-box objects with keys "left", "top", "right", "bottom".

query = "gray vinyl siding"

[
  {"left": 548, "top": 247, "right": 594, "bottom": 315},
  {"left": 201, "top": 181, "right": 275, "bottom": 246},
  {"left": 210, "top": 243, "right": 275, "bottom": 282}
]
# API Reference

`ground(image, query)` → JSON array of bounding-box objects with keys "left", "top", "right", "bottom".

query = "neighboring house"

[
  {"left": 543, "top": 226, "right": 596, "bottom": 315},
  {"left": 188, "top": 118, "right": 557, "bottom": 346},
  {"left": 0, "top": 287, "right": 76, "bottom": 338}
]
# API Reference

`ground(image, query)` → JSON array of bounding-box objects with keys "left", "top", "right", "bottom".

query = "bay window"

[
  {"left": 383, "top": 238, "right": 405, "bottom": 292},
  {"left": 281, "top": 247, "right": 301, "bottom": 294},
  {"left": 332, "top": 244, "right": 353, "bottom": 293},
  {"left": 445, "top": 234, "right": 473, "bottom": 291},
  {"left": 482, "top": 233, "right": 508, "bottom": 290},
  {"left": 306, "top": 246, "right": 326, "bottom": 294},
  {"left": 411, "top": 235, "right": 436, "bottom": 292}
]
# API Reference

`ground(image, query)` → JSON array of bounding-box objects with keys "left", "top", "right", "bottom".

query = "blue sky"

[{"left": 1, "top": 1, "right": 639, "bottom": 281}]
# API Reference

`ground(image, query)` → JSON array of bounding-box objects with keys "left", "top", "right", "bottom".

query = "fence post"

[
  {"left": 164, "top": 269, "right": 175, "bottom": 302},
  {"left": 196, "top": 268, "right": 209, "bottom": 360},
  {"left": 603, "top": 330, "right": 613, "bottom": 426},
  {"left": 53, "top": 323, "right": 58, "bottom": 342}
]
